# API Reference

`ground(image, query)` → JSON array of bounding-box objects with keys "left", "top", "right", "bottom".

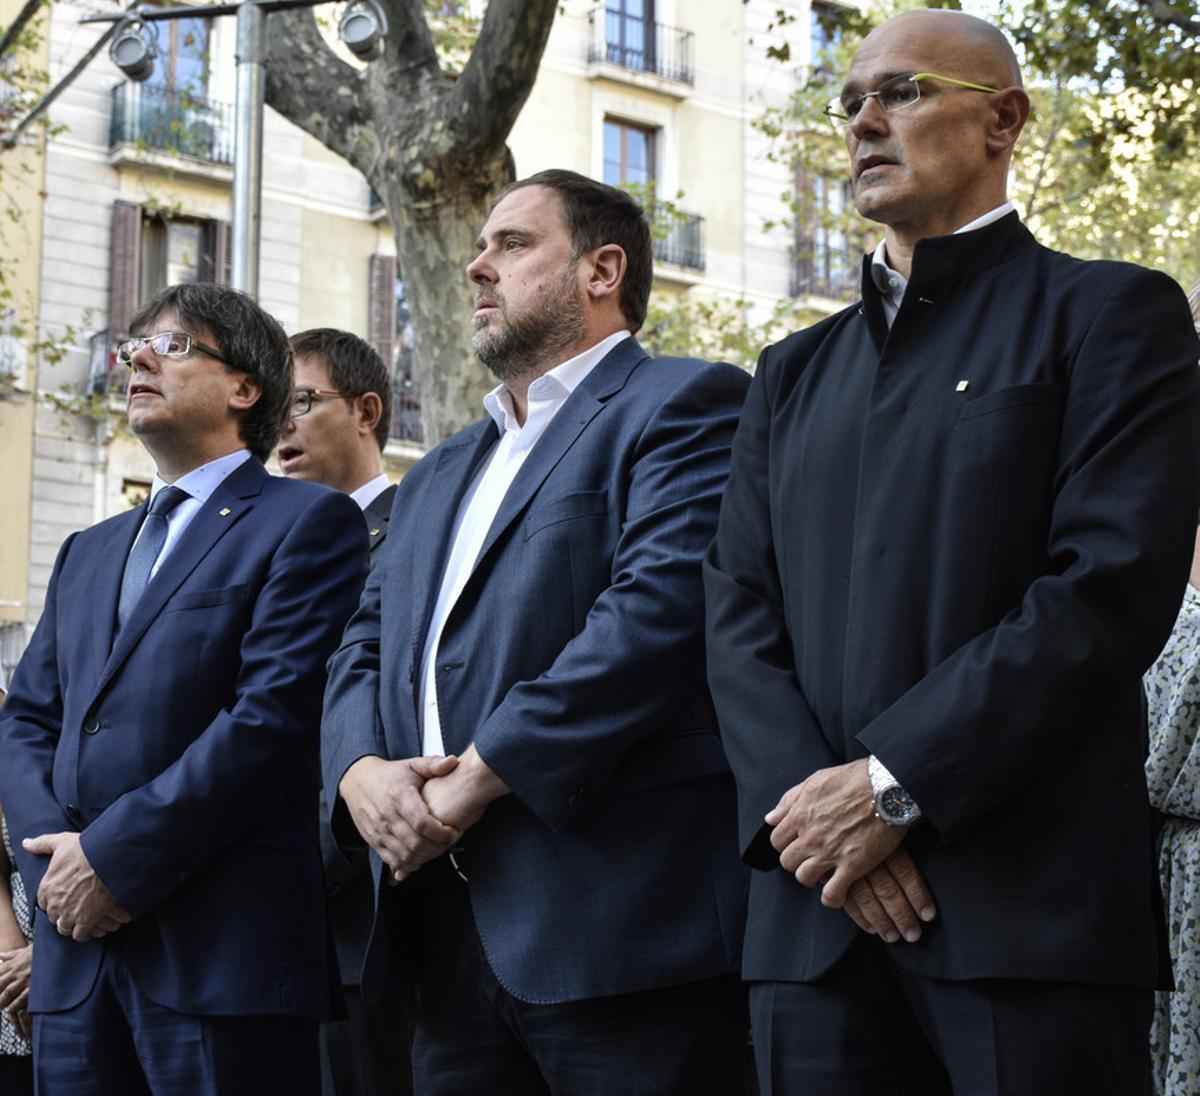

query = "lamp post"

[{"left": 80, "top": 0, "right": 389, "bottom": 297}]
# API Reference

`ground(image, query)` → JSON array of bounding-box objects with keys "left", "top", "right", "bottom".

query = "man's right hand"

[
  {"left": 840, "top": 847, "right": 937, "bottom": 943},
  {"left": 338, "top": 755, "right": 462, "bottom": 882}
]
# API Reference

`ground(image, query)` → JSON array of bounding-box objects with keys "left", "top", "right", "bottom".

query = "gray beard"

[{"left": 473, "top": 266, "right": 587, "bottom": 384}]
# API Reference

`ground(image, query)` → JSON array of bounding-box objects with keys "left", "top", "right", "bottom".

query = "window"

[
  {"left": 139, "top": 214, "right": 228, "bottom": 302},
  {"left": 367, "top": 253, "right": 423, "bottom": 444},
  {"left": 107, "top": 201, "right": 229, "bottom": 349},
  {"left": 794, "top": 169, "right": 860, "bottom": 301},
  {"left": 392, "top": 280, "right": 422, "bottom": 443},
  {"left": 145, "top": 12, "right": 210, "bottom": 95},
  {"left": 604, "top": 0, "right": 654, "bottom": 73},
  {"left": 810, "top": 1, "right": 845, "bottom": 72},
  {"left": 603, "top": 119, "right": 655, "bottom": 187}
]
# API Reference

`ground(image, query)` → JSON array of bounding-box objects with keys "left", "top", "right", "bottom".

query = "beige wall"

[
  {"left": 296, "top": 207, "right": 382, "bottom": 336},
  {"left": 0, "top": 0, "right": 49, "bottom": 624}
]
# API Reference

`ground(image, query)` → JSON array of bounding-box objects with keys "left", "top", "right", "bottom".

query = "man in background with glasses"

[
  {"left": 705, "top": 9, "right": 1200, "bottom": 1093},
  {"left": 0, "top": 284, "right": 367, "bottom": 1094},
  {"left": 277, "top": 328, "right": 413, "bottom": 1096}
]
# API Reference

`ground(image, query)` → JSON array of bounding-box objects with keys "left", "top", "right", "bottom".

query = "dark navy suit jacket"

[
  {"left": 705, "top": 214, "right": 1200, "bottom": 989},
  {"left": 0, "top": 457, "right": 367, "bottom": 1017},
  {"left": 322, "top": 337, "right": 751, "bottom": 1004},
  {"left": 321, "top": 482, "right": 396, "bottom": 985}
]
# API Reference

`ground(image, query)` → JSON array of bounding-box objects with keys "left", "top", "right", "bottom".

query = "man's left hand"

[
  {"left": 766, "top": 758, "right": 906, "bottom": 909},
  {"left": 25, "top": 832, "right": 131, "bottom": 942}
]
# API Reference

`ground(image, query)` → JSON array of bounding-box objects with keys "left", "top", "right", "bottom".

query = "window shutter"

[
  {"left": 215, "top": 219, "right": 232, "bottom": 286},
  {"left": 369, "top": 253, "right": 397, "bottom": 370},
  {"left": 109, "top": 201, "right": 142, "bottom": 339}
]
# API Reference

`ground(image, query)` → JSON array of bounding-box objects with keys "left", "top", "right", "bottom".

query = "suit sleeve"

[
  {"left": 321, "top": 527, "right": 392, "bottom": 850},
  {"left": 471, "top": 362, "right": 750, "bottom": 832},
  {"left": 0, "top": 536, "right": 79, "bottom": 898},
  {"left": 703, "top": 350, "right": 842, "bottom": 868},
  {"left": 78, "top": 489, "right": 368, "bottom": 918},
  {"left": 858, "top": 267, "right": 1200, "bottom": 842}
]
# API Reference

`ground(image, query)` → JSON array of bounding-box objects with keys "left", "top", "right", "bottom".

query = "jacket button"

[
  {"left": 83, "top": 718, "right": 100, "bottom": 735},
  {"left": 65, "top": 804, "right": 82, "bottom": 824}
]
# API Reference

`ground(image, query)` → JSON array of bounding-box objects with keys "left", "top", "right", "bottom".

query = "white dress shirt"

[
  {"left": 350, "top": 472, "right": 393, "bottom": 512},
  {"left": 870, "top": 201, "right": 1016, "bottom": 328},
  {"left": 418, "top": 330, "right": 631, "bottom": 757},
  {"left": 137, "top": 449, "right": 252, "bottom": 580}
]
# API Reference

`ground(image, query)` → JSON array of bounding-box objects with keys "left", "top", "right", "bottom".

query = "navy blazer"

[
  {"left": 323, "top": 337, "right": 751, "bottom": 1004},
  {"left": 705, "top": 214, "right": 1200, "bottom": 988},
  {"left": 0, "top": 458, "right": 368, "bottom": 1016},
  {"left": 322, "top": 481, "right": 396, "bottom": 985}
]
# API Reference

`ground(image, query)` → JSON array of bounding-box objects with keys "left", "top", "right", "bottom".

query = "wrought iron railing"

[
  {"left": 791, "top": 242, "right": 860, "bottom": 301},
  {"left": 587, "top": 8, "right": 694, "bottom": 85},
  {"left": 653, "top": 210, "right": 705, "bottom": 272},
  {"left": 110, "top": 82, "right": 235, "bottom": 165}
]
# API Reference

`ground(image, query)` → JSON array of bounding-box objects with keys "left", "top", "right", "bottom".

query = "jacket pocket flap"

[
  {"left": 525, "top": 490, "right": 609, "bottom": 539},
  {"left": 166, "top": 584, "right": 252, "bottom": 611},
  {"left": 957, "top": 381, "right": 1059, "bottom": 422}
]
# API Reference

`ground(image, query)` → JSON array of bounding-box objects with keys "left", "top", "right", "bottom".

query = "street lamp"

[
  {"left": 338, "top": 0, "right": 388, "bottom": 61},
  {"left": 108, "top": 18, "right": 157, "bottom": 82},
  {"left": 81, "top": 0, "right": 389, "bottom": 297}
]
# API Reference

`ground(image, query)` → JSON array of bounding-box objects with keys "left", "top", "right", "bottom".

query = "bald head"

[
  {"left": 840, "top": 8, "right": 1031, "bottom": 265},
  {"left": 857, "top": 10, "right": 1023, "bottom": 90}
]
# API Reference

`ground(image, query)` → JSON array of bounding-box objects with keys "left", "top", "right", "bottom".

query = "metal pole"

[{"left": 231, "top": 1, "right": 266, "bottom": 297}]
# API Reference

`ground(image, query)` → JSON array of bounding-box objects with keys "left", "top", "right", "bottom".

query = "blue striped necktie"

[{"left": 117, "top": 485, "right": 189, "bottom": 630}]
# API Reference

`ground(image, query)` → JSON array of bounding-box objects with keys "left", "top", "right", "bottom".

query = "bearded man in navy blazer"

[
  {"left": 0, "top": 283, "right": 367, "bottom": 1094},
  {"left": 322, "top": 170, "right": 751, "bottom": 1094}
]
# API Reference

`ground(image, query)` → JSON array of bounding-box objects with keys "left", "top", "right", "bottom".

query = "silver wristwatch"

[{"left": 867, "top": 755, "right": 922, "bottom": 827}]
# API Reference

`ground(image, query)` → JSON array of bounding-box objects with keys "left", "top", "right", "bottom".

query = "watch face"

[{"left": 878, "top": 785, "right": 919, "bottom": 825}]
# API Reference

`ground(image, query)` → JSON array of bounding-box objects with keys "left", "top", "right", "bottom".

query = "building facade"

[{"left": 5, "top": 0, "right": 850, "bottom": 655}]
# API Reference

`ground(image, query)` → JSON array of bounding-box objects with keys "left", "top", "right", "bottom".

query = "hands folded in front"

[
  {"left": 765, "top": 758, "right": 938, "bottom": 944},
  {"left": 339, "top": 748, "right": 508, "bottom": 884},
  {"left": 23, "top": 831, "right": 131, "bottom": 942}
]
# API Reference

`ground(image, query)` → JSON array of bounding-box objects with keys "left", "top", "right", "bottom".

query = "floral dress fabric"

[
  {"left": 0, "top": 814, "right": 32, "bottom": 1057},
  {"left": 1146, "top": 582, "right": 1200, "bottom": 1095}
]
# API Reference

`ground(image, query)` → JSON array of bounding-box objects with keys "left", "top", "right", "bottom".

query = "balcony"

[
  {"left": 587, "top": 8, "right": 694, "bottom": 92},
  {"left": 110, "top": 83, "right": 235, "bottom": 170},
  {"left": 791, "top": 242, "right": 860, "bottom": 303},
  {"left": 653, "top": 210, "right": 705, "bottom": 273}
]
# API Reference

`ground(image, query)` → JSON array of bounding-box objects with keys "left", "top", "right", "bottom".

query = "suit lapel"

[
  {"left": 409, "top": 420, "right": 498, "bottom": 665},
  {"left": 364, "top": 483, "right": 396, "bottom": 554},
  {"left": 471, "top": 337, "right": 648, "bottom": 569},
  {"left": 87, "top": 508, "right": 144, "bottom": 682},
  {"left": 97, "top": 459, "right": 267, "bottom": 693}
]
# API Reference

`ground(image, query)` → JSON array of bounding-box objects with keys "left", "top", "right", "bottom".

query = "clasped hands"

[
  {"left": 23, "top": 831, "right": 130, "bottom": 942},
  {"left": 339, "top": 747, "right": 508, "bottom": 884},
  {"left": 766, "top": 758, "right": 937, "bottom": 944}
]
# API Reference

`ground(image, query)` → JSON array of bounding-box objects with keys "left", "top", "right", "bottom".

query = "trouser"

[{"left": 750, "top": 933, "right": 1152, "bottom": 1096}]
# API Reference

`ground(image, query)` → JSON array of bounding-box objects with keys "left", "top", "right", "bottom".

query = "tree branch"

[
  {"left": 1144, "top": 0, "right": 1200, "bottom": 36},
  {"left": 450, "top": 0, "right": 558, "bottom": 155},
  {"left": 0, "top": 0, "right": 42, "bottom": 63},
  {"left": 373, "top": 0, "right": 439, "bottom": 77},
  {"left": 1024, "top": 84, "right": 1068, "bottom": 222},
  {"left": 265, "top": 9, "right": 374, "bottom": 173}
]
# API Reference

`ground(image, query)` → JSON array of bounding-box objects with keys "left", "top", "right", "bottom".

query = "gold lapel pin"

[
  {"left": 219, "top": 507, "right": 231, "bottom": 517},
  {"left": 369, "top": 528, "right": 381, "bottom": 536},
  {"left": 955, "top": 380, "right": 970, "bottom": 393}
]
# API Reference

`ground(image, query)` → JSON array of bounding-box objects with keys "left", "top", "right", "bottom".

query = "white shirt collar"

[
  {"left": 350, "top": 472, "right": 393, "bottom": 511},
  {"left": 870, "top": 201, "right": 1017, "bottom": 298},
  {"left": 482, "top": 330, "right": 632, "bottom": 436},
  {"left": 150, "top": 449, "right": 252, "bottom": 505}
]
